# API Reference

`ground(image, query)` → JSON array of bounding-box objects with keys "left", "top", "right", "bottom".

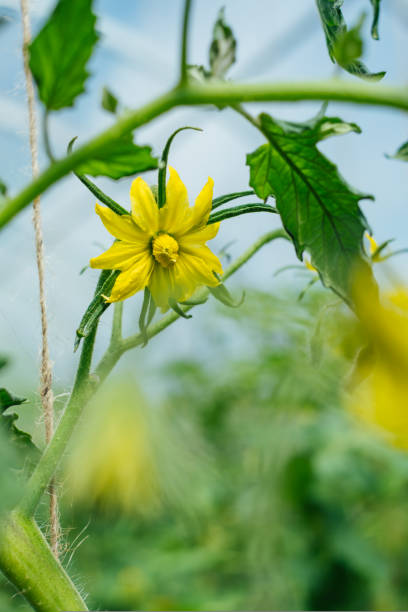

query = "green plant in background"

[{"left": 2, "top": 0, "right": 408, "bottom": 610}]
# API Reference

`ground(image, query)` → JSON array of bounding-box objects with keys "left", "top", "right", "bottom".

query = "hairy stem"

[
  {"left": 0, "top": 511, "right": 87, "bottom": 612},
  {"left": 18, "top": 324, "right": 98, "bottom": 517},
  {"left": 1, "top": 80, "right": 408, "bottom": 231}
]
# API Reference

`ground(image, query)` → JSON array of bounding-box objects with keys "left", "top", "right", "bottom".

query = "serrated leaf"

[
  {"left": 209, "top": 7, "right": 236, "bottom": 79},
  {"left": 370, "top": 0, "right": 381, "bottom": 40},
  {"left": 247, "top": 112, "right": 373, "bottom": 301},
  {"left": 0, "top": 388, "right": 25, "bottom": 411},
  {"left": 0, "top": 388, "right": 39, "bottom": 463},
  {"left": 101, "top": 86, "right": 118, "bottom": 114},
  {"left": 29, "top": 0, "right": 99, "bottom": 110},
  {"left": 76, "top": 134, "right": 157, "bottom": 180},
  {"left": 315, "top": 0, "right": 385, "bottom": 80}
]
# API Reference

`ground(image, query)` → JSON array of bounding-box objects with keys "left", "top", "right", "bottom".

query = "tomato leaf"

[
  {"left": 247, "top": 112, "right": 373, "bottom": 302},
  {"left": 29, "top": 0, "right": 99, "bottom": 110},
  {"left": 76, "top": 134, "right": 158, "bottom": 180},
  {"left": 315, "top": 0, "right": 385, "bottom": 80}
]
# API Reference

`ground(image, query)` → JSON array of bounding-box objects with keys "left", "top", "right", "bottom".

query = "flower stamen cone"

[{"left": 90, "top": 167, "right": 223, "bottom": 310}]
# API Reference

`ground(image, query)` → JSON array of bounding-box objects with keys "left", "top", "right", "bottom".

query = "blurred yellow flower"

[
  {"left": 90, "top": 167, "right": 223, "bottom": 310},
  {"left": 66, "top": 381, "right": 161, "bottom": 514},
  {"left": 349, "top": 276, "right": 408, "bottom": 450}
]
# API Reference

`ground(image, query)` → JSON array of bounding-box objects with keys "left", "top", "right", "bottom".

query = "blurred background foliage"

[{"left": 3, "top": 285, "right": 408, "bottom": 611}]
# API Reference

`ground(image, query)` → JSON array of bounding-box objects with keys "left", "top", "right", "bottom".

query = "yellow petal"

[
  {"left": 90, "top": 241, "right": 148, "bottom": 271},
  {"left": 130, "top": 177, "right": 159, "bottom": 234},
  {"left": 107, "top": 252, "right": 154, "bottom": 302},
  {"left": 159, "top": 166, "right": 191, "bottom": 234},
  {"left": 176, "top": 253, "right": 220, "bottom": 289},
  {"left": 95, "top": 204, "right": 146, "bottom": 242},
  {"left": 190, "top": 177, "right": 214, "bottom": 230},
  {"left": 178, "top": 222, "right": 220, "bottom": 248},
  {"left": 179, "top": 242, "right": 222, "bottom": 275},
  {"left": 148, "top": 265, "right": 174, "bottom": 311}
]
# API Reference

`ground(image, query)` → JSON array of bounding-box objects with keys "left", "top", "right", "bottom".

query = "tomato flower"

[{"left": 90, "top": 167, "right": 223, "bottom": 310}]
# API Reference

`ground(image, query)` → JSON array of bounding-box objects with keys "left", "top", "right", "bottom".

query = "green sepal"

[
  {"left": 75, "top": 269, "right": 119, "bottom": 351},
  {"left": 139, "top": 288, "right": 150, "bottom": 347},
  {"left": 297, "top": 277, "right": 319, "bottom": 302},
  {"left": 209, "top": 282, "right": 245, "bottom": 308},
  {"left": 101, "top": 86, "right": 118, "bottom": 114},
  {"left": 208, "top": 202, "right": 277, "bottom": 225},
  {"left": 168, "top": 299, "right": 192, "bottom": 319},
  {"left": 75, "top": 172, "right": 128, "bottom": 216},
  {"left": 181, "top": 295, "right": 209, "bottom": 306},
  {"left": 158, "top": 127, "right": 202, "bottom": 208},
  {"left": 211, "top": 190, "right": 254, "bottom": 210},
  {"left": 29, "top": 0, "right": 99, "bottom": 110}
]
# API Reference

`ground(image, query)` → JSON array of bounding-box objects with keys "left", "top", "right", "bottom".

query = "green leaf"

[
  {"left": 208, "top": 202, "right": 277, "bottom": 225},
  {"left": 212, "top": 190, "right": 254, "bottom": 210},
  {"left": 315, "top": 0, "right": 385, "bottom": 80},
  {"left": 369, "top": 0, "right": 381, "bottom": 40},
  {"left": 29, "top": 0, "right": 99, "bottom": 110},
  {"left": 247, "top": 112, "right": 373, "bottom": 301},
  {"left": 101, "top": 86, "right": 118, "bottom": 114},
  {"left": 209, "top": 7, "right": 237, "bottom": 79},
  {"left": 75, "top": 269, "right": 119, "bottom": 350},
  {"left": 76, "top": 133, "right": 158, "bottom": 180},
  {"left": 387, "top": 140, "right": 408, "bottom": 162},
  {"left": 0, "top": 389, "right": 39, "bottom": 461}
]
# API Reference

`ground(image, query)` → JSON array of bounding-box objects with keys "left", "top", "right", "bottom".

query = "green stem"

[
  {"left": 1, "top": 80, "right": 408, "bottom": 231},
  {"left": 0, "top": 511, "right": 87, "bottom": 612},
  {"left": 180, "top": 0, "right": 193, "bottom": 84},
  {"left": 111, "top": 301, "right": 123, "bottom": 344},
  {"left": 18, "top": 324, "right": 98, "bottom": 517},
  {"left": 94, "top": 229, "right": 289, "bottom": 382}
]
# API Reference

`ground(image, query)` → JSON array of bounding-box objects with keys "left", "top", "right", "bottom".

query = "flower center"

[{"left": 152, "top": 233, "right": 179, "bottom": 268}]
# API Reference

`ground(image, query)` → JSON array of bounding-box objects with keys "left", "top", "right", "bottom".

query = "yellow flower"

[
  {"left": 90, "top": 167, "right": 223, "bottom": 310},
  {"left": 348, "top": 274, "right": 408, "bottom": 450}
]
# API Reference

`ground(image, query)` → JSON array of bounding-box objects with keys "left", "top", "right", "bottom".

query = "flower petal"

[
  {"left": 130, "top": 177, "right": 159, "bottom": 234},
  {"left": 159, "top": 166, "right": 191, "bottom": 234},
  {"left": 148, "top": 265, "right": 173, "bottom": 312},
  {"left": 178, "top": 222, "right": 220, "bottom": 248},
  {"left": 95, "top": 204, "right": 146, "bottom": 242},
  {"left": 187, "top": 177, "right": 214, "bottom": 232},
  {"left": 90, "top": 241, "right": 148, "bottom": 271},
  {"left": 180, "top": 244, "right": 223, "bottom": 276},
  {"left": 175, "top": 253, "right": 220, "bottom": 292},
  {"left": 106, "top": 252, "right": 154, "bottom": 302}
]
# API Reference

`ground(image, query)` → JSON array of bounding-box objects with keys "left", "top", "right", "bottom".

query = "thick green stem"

[
  {"left": 0, "top": 511, "right": 87, "bottom": 612},
  {"left": 1, "top": 80, "right": 408, "bottom": 231},
  {"left": 18, "top": 324, "right": 98, "bottom": 518}
]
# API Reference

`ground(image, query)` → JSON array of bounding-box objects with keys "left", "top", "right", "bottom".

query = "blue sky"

[{"left": 0, "top": 0, "right": 407, "bottom": 394}]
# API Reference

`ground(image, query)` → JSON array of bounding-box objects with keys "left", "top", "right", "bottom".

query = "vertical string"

[{"left": 20, "top": 0, "right": 60, "bottom": 559}]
